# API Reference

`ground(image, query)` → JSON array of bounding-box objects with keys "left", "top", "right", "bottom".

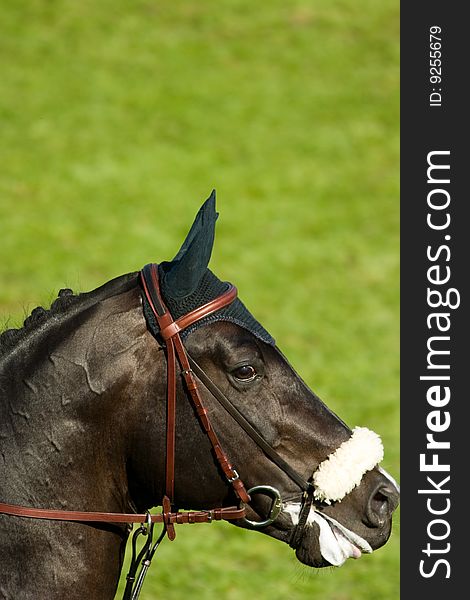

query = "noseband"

[{"left": 0, "top": 264, "right": 316, "bottom": 599}]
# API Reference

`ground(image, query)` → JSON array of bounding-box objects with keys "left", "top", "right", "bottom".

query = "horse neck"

[
  {"left": 1, "top": 280, "right": 148, "bottom": 500},
  {"left": 0, "top": 279, "right": 160, "bottom": 599}
]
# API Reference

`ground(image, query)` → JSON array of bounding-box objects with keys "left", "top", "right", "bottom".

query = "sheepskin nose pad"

[{"left": 364, "top": 482, "right": 400, "bottom": 528}]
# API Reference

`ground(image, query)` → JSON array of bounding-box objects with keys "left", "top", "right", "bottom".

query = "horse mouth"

[{"left": 283, "top": 503, "right": 372, "bottom": 568}]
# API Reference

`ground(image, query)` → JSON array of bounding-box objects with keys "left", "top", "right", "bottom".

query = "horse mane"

[
  {"left": 0, "top": 289, "right": 83, "bottom": 354},
  {"left": 0, "top": 272, "right": 139, "bottom": 356}
]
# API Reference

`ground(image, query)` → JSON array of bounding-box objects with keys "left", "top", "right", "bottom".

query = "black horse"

[{"left": 0, "top": 194, "right": 399, "bottom": 599}]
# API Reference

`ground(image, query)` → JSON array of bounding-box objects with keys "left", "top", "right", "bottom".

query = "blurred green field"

[{"left": 0, "top": 1, "right": 399, "bottom": 599}]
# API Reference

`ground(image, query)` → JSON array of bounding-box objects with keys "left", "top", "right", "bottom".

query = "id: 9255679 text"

[{"left": 429, "top": 26, "right": 442, "bottom": 107}]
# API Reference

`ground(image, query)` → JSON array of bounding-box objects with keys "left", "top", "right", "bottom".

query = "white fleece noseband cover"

[{"left": 312, "top": 427, "right": 384, "bottom": 504}]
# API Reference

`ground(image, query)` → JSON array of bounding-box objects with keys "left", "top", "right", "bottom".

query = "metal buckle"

[
  {"left": 227, "top": 469, "right": 240, "bottom": 483},
  {"left": 241, "top": 485, "right": 283, "bottom": 528},
  {"left": 141, "top": 511, "right": 152, "bottom": 536}
]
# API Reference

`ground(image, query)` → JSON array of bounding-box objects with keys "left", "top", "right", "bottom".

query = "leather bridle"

[
  {"left": 139, "top": 264, "right": 315, "bottom": 536},
  {"left": 0, "top": 263, "right": 315, "bottom": 598}
]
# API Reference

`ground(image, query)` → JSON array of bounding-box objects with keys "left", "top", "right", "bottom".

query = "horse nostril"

[
  {"left": 372, "top": 490, "right": 389, "bottom": 515},
  {"left": 365, "top": 484, "right": 399, "bottom": 527}
]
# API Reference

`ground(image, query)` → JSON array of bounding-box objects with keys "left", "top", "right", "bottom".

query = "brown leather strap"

[
  {"left": 164, "top": 340, "right": 176, "bottom": 502},
  {"left": 187, "top": 357, "right": 313, "bottom": 494},
  {"left": 140, "top": 264, "right": 250, "bottom": 538},
  {"left": 175, "top": 338, "right": 250, "bottom": 504},
  {"left": 144, "top": 266, "right": 249, "bottom": 499},
  {"left": 141, "top": 265, "right": 177, "bottom": 507},
  {"left": 0, "top": 502, "right": 245, "bottom": 524},
  {"left": 159, "top": 285, "right": 238, "bottom": 341},
  {"left": 162, "top": 495, "right": 176, "bottom": 540}
]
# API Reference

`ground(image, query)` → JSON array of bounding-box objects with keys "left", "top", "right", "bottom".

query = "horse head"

[{"left": 129, "top": 192, "right": 399, "bottom": 569}]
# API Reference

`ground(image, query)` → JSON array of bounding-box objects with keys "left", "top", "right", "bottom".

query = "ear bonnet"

[{"left": 142, "top": 191, "right": 275, "bottom": 345}]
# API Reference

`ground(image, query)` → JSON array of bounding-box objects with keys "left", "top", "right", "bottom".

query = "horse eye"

[{"left": 232, "top": 365, "right": 257, "bottom": 381}]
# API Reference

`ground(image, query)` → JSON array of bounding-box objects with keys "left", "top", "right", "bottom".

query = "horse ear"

[{"left": 162, "top": 190, "right": 218, "bottom": 298}]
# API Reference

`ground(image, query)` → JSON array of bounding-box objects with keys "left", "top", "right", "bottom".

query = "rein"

[{"left": 0, "top": 264, "right": 315, "bottom": 598}]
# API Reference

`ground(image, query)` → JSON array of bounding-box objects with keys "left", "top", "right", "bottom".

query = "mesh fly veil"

[{"left": 142, "top": 192, "right": 275, "bottom": 345}]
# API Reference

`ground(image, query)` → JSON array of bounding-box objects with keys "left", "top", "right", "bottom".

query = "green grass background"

[{"left": 0, "top": 1, "right": 399, "bottom": 598}]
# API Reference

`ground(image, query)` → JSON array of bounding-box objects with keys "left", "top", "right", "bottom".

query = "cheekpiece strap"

[{"left": 139, "top": 263, "right": 249, "bottom": 539}]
